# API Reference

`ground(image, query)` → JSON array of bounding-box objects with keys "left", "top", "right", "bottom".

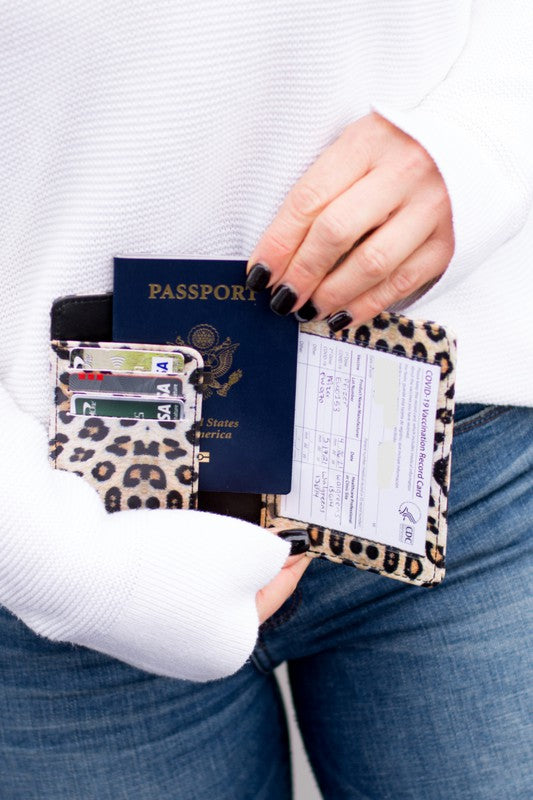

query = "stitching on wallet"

[
  {"left": 52, "top": 346, "right": 59, "bottom": 458},
  {"left": 56, "top": 295, "right": 111, "bottom": 311},
  {"left": 190, "top": 354, "right": 201, "bottom": 504},
  {"left": 431, "top": 335, "right": 453, "bottom": 585}
]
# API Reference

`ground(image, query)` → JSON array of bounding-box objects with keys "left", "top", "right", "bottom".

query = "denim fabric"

[{"left": 1, "top": 404, "right": 532, "bottom": 799}]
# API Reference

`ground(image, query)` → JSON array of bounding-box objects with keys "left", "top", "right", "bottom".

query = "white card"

[{"left": 280, "top": 332, "right": 440, "bottom": 556}]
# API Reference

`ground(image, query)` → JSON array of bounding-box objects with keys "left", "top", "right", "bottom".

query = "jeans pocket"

[{"left": 453, "top": 403, "right": 513, "bottom": 435}]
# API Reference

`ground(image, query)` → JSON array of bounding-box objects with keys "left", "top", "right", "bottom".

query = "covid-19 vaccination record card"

[{"left": 280, "top": 331, "right": 441, "bottom": 557}]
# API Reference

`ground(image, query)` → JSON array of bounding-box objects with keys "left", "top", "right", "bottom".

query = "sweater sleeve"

[
  {"left": 0, "top": 381, "right": 290, "bottom": 681},
  {"left": 372, "top": 0, "right": 533, "bottom": 305}
]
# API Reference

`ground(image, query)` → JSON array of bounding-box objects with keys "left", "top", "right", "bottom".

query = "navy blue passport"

[{"left": 113, "top": 256, "right": 298, "bottom": 493}]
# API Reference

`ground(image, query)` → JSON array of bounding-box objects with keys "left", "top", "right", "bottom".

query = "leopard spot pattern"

[
  {"left": 49, "top": 339, "right": 203, "bottom": 512},
  {"left": 262, "top": 310, "right": 456, "bottom": 587}
]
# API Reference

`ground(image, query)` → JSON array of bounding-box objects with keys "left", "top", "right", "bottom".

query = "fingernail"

[
  {"left": 246, "top": 262, "right": 271, "bottom": 292},
  {"left": 270, "top": 285, "right": 297, "bottom": 316},
  {"left": 294, "top": 299, "right": 319, "bottom": 323},
  {"left": 277, "top": 528, "right": 310, "bottom": 555},
  {"left": 327, "top": 310, "right": 352, "bottom": 332}
]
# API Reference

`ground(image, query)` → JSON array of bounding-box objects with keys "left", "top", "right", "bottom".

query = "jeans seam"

[
  {"left": 259, "top": 587, "right": 303, "bottom": 632},
  {"left": 251, "top": 587, "right": 304, "bottom": 674},
  {"left": 251, "top": 630, "right": 276, "bottom": 673},
  {"left": 454, "top": 405, "right": 513, "bottom": 436}
]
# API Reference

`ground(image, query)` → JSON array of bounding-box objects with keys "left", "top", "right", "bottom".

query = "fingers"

[
  {"left": 255, "top": 552, "right": 311, "bottom": 625},
  {"left": 255, "top": 527, "right": 313, "bottom": 624},
  {"left": 325, "top": 231, "right": 453, "bottom": 331},
  {"left": 245, "top": 112, "right": 453, "bottom": 327},
  {"left": 245, "top": 118, "right": 380, "bottom": 294},
  {"left": 267, "top": 169, "right": 403, "bottom": 318},
  {"left": 311, "top": 193, "right": 440, "bottom": 323}
]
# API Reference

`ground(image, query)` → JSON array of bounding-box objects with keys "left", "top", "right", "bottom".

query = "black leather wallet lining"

[{"left": 50, "top": 294, "right": 262, "bottom": 524}]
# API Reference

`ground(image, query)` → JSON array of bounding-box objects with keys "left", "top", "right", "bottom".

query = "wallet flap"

[{"left": 262, "top": 312, "right": 457, "bottom": 587}]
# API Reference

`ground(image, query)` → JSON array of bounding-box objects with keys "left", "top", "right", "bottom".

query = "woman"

[{"left": 1, "top": 1, "right": 531, "bottom": 798}]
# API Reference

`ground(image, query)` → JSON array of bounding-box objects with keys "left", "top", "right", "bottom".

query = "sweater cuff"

[
  {"left": 371, "top": 102, "right": 532, "bottom": 306},
  {"left": 78, "top": 509, "right": 290, "bottom": 682}
]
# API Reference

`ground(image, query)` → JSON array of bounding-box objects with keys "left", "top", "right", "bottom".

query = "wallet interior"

[
  {"left": 50, "top": 293, "right": 263, "bottom": 523},
  {"left": 51, "top": 294, "right": 457, "bottom": 586}
]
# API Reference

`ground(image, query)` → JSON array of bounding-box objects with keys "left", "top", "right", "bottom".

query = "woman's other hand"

[
  {"left": 256, "top": 530, "right": 312, "bottom": 624},
  {"left": 246, "top": 112, "right": 454, "bottom": 330}
]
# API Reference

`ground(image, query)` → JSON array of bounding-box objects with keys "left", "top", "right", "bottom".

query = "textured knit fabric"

[{"left": 0, "top": 1, "right": 531, "bottom": 681}]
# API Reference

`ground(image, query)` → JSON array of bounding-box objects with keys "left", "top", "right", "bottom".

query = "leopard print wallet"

[
  {"left": 262, "top": 313, "right": 457, "bottom": 587},
  {"left": 48, "top": 296, "right": 456, "bottom": 587},
  {"left": 49, "top": 339, "right": 204, "bottom": 512}
]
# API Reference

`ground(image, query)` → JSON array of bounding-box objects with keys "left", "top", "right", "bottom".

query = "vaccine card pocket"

[
  {"left": 49, "top": 339, "right": 204, "bottom": 512},
  {"left": 262, "top": 313, "right": 457, "bottom": 586}
]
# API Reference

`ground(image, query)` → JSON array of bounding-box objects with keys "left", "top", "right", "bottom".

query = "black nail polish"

[
  {"left": 277, "top": 528, "right": 310, "bottom": 555},
  {"left": 327, "top": 310, "right": 353, "bottom": 333},
  {"left": 294, "top": 299, "right": 319, "bottom": 323},
  {"left": 270, "top": 284, "right": 297, "bottom": 316},
  {"left": 246, "top": 262, "right": 271, "bottom": 292}
]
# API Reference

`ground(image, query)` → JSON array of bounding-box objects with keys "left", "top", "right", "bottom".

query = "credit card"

[
  {"left": 70, "top": 393, "right": 184, "bottom": 420},
  {"left": 69, "top": 347, "right": 185, "bottom": 374},
  {"left": 68, "top": 371, "right": 184, "bottom": 397}
]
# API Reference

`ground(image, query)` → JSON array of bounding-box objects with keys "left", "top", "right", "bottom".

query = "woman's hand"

[
  {"left": 256, "top": 530, "right": 311, "bottom": 624},
  {"left": 246, "top": 112, "right": 454, "bottom": 330}
]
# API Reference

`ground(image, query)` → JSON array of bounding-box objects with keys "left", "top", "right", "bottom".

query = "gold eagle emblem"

[{"left": 172, "top": 324, "right": 242, "bottom": 398}]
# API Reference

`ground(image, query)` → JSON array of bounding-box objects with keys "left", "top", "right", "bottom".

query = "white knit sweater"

[{"left": 1, "top": 1, "right": 531, "bottom": 681}]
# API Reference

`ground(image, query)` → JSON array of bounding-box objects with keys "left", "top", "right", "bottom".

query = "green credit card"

[
  {"left": 70, "top": 393, "right": 184, "bottom": 420},
  {"left": 69, "top": 347, "right": 184, "bottom": 374}
]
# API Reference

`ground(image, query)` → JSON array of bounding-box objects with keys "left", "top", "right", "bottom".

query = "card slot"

[
  {"left": 68, "top": 393, "right": 186, "bottom": 422},
  {"left": 49, "top": 339, "right": 203, "bottom": 512},
  {"left": 55, "top": 348, "right": 199, "bottom": 422},
  {"left": 65, "top": 368, "right": 186, "bottom": 401},
  {"left": 59, "top": 377, "right": 189, "bottom": 422},
  {"left": 64, "top": 339, "right": 202, "bottom": 377}
]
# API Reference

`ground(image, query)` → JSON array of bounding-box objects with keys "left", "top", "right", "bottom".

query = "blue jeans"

[{"left": 1, "top": 404, "right": 532, "bottom": 799}]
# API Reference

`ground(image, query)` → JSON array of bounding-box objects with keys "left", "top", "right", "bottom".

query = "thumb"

[{"left": 256, "top": 528, "right": 312, "bottom": 624}]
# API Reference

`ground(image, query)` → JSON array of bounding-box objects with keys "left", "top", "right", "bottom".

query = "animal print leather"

[
  {"left": 262, "top": 312, "right": 457, "bottom": 587},
  {"left": 49, "top": 340, "right": 203, "bottom": 512}
]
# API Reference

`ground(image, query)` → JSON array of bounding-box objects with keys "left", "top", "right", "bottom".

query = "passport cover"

[{"left": 113, "top": 256, "right": 298, "bottom": 493}]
